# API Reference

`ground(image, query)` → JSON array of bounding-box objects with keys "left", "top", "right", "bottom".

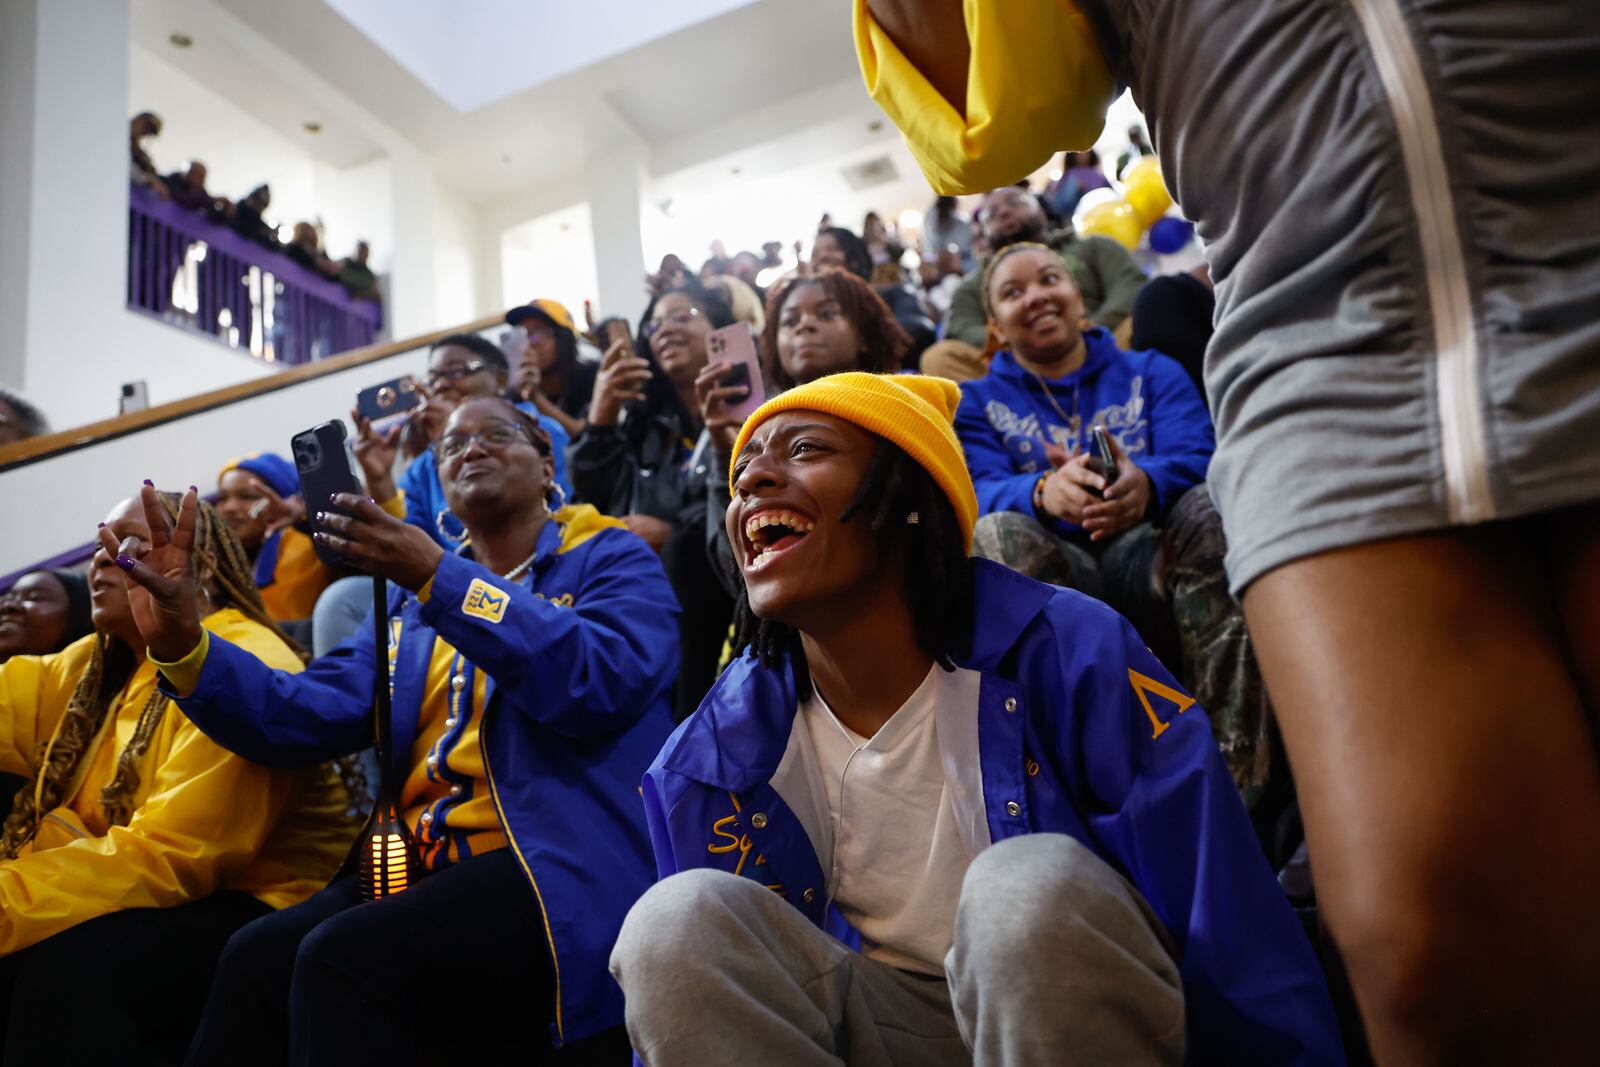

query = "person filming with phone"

[
  {"left": 570, "top": 281, "right": 740, "bottom": 717},
  {"left": 106, "top": 397, "right": 679, "bottom": 1064},
  {"left": 954, "top": 244, "right": 1277, "bottom": 814}
]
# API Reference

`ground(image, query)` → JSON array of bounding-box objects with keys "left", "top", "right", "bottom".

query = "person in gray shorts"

[{"left": 855, "top": 2, "right": 1600, "bottom": 1063}]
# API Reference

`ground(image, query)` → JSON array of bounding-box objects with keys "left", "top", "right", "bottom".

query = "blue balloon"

[{"left": 1148, "top": 217, "right": 1194, "bottom": 254}]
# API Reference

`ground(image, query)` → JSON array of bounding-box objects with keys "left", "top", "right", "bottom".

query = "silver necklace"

[{"left": 499, "top": 545, "right": 540, "bottom": 582}]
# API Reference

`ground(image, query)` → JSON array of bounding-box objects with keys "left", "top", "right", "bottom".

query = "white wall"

[
  {"left": 0, "top": 345, "right": 431, "bottom": 577},
  {"left": 501, "top": 204, "right": 600, "bottom": 324},
  {"left": 0, "top": 0, "right": 38, "bottom": 392}
]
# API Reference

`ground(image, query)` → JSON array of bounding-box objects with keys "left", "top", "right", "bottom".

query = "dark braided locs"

[{"left": 730, "top": 441, "right": 975, "bottom": 701}]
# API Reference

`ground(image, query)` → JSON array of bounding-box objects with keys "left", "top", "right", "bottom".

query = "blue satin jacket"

[
  {"left": 644, "top": 560, "right": 1343, "bottom": 1065},
  {"left": 170, "top": 507, "right": 679, "bottom": 1046}
]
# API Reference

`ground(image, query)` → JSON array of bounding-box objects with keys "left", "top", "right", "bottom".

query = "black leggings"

[
  {"left": 0, "top": 891, "right": 271, "bottom": 1067},
  {"left": 186, "top": 849, "right": 627, "bottom": 1066}
]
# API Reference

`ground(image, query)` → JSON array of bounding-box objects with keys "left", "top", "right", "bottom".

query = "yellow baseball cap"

[{"left": 506, "top": 298, "right": 575, "bottom": 335}]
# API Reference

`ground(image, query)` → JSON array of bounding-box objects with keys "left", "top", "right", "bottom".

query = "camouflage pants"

[{"left": 972, "top": 486, "right": 1278, "bottom": 813}]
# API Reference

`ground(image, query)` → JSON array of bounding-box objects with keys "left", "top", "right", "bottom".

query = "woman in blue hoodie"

[{"left": 954, "top": 244, "right": 1275, "bottom": 814}]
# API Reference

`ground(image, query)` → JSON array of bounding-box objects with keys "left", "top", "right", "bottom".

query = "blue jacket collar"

[
  {"left": 454, "top": 511, "right": 567, "bottom": 574},
  {"left": 659, "top": 559, "right": 1054, "bottom": 792},
  {"left": 992, "top": 325, "right": 1120, "bottom": 387}
]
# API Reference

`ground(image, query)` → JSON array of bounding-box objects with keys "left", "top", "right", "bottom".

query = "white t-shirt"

[{"left": 784, "top": 664, "right": 984, "bottom": 975}]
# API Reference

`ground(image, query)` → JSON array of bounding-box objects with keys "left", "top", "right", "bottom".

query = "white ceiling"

[
  {"left": 178, "top": 0, "right": 865, "bottom": 202},
  {"left": 321, "top": 0, "right": 764, "bottom": 113}
]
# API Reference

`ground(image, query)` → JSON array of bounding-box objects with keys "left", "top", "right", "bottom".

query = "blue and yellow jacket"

[
  {"left": 644, "top": 560, "right": 1343, "bottom": 1066},
  {"left": 166, "top": 506, "right": 679, "bottom": 1046},
  {"left": 955, "top": 328, "right": 1214, "bottom": 535}
]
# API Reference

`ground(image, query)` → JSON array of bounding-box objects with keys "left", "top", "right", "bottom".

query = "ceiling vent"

[{"left": 840, "top": 155, "right": 898, "bottom": 191}]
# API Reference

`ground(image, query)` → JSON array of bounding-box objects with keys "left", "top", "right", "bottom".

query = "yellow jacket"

[{"left": 0, "top": 609, "right": 356, "bottom": 954}]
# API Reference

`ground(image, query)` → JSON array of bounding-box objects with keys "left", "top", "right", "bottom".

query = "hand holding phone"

[
  {"left": 355, "top": 376, "right": 421, "bottom": 424},
  {"left": 1089, "top": 425, "right": 1120, "bottom": 493},
  {"left": 291, "top": 421, "right": 365, "bottom": 567},
  {"left": 589, "top": 321, "right": 651, "bottom": 427}
]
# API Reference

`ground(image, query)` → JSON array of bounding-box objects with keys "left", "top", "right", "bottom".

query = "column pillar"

[
  {"left": 0, "top": 0, "right": 132, "bottom": 419},
  {"left": 584, "top": 141, "right": 650, "bottom": 325}
]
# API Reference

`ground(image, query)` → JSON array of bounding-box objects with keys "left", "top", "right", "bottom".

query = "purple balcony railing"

[{"left": 127, "top": 183, "right": 383, "bottom": 365}]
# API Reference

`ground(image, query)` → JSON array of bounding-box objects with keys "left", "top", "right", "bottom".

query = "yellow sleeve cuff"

[
  {"left": 853, "top": 0, "right": 1114, "bottom": 195},
  {"left": 149, "top": 629, "right": 211, "bottom": 696},
  {"left": 379, "top": 492, "right": 406, "bottom": 519}
]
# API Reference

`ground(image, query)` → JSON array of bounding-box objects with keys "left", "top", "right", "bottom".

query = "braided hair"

[
  {"left": 730, "top": 440, "right": 974, "bottom": 701},
  {"left": 0, "top": 492, "right": 349, "bottom": 856}
]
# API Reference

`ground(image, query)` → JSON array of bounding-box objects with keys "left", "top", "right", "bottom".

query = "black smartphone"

[
  {"left": 291, "top": 420, "right": 363, "bottom": 567},
  {"left": 1091, "top": 425, "right": 1120, "bottom": 491},
  {"left": 355, "top": 376, "right": 420, "bottom": 423}
]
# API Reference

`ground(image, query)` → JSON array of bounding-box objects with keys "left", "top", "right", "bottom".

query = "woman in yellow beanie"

[{"left": 611, "top": 372, "right": 1340, "bottom": 1065}]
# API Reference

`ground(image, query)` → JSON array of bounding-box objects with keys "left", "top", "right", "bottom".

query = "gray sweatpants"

[{"left": 610, "top": 834, "right": 1185, "bottom": 1066}]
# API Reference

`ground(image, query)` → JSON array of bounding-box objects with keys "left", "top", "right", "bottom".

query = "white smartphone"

[
  {"left": 706, "top": 322, "right": 765, "bottom": 423},
  {"left": 119, "top": 380, "right": 149, "bottom": 415}
]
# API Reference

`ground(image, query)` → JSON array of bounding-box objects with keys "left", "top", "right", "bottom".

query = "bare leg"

[{"left": 1242, "top": 529, "right": 1600, "bottom": 1065}]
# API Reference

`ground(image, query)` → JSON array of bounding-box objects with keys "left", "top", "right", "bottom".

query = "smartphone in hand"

[
  {"left": 1089, "top": 425, "right": 1120, "bottom": 496},
  {"left": 355, "top": 376, "right": 420, "bottom": 424},
  {"left": 602, "top": 317, "right": 636, "bottom": 360},
  {"left": 707, "top": 322, "right": 766, "bottom": 423},
  {"left": 291, "top": 420, "right": 364, "bottom": 567}
]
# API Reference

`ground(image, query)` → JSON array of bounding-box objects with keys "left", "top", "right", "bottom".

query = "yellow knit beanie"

[{"left": 728, "top": 372, "right": 979, "bottom": 551}]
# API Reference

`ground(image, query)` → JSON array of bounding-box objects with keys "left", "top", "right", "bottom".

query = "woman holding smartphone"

[{"left": 570, "top": 280, "right": 737, "bottom": 717}]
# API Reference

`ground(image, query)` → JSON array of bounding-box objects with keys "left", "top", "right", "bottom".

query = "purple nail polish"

[
  {"left": 143, "top": 479, "right": 154, "bottom": 487},
  {"left": 97, "top": 522, "right": 106, "bottom": 529},
  {"left": 115, "top": 554, "right": 135, "bottom": 571}
]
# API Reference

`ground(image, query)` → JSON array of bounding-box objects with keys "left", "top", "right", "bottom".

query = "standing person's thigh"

[
  {"left": 4, "top": 892, "right": 270, "bottom": 1067},
  {"left": 1242, "top": 530, "right": 1600, "bottom": 1066},
  {"left": 1549, "top": 503, "right": 1600, "bottom": 717}
]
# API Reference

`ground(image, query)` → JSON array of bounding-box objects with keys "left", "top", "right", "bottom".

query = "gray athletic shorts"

[{"left": 1097, "top": 0, "right": 1600, "bottom": 593}]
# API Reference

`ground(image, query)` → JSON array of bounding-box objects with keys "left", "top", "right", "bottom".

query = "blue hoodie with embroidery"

[
  {"left": 955, "top": 327, "right": 1215, "bottom": 536},
  {"left": 642, "top": 560, "right": 1343, "bottom": 1066},
  {"left": 165, "top": 507, "right": 678, "bottom": 1048}
]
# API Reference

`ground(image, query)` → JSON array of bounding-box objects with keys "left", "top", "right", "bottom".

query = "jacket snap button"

[
  {"left": 451, "top": 674, "right": 466, "bottom": 691},
  {"left": 1005, "top": 801, "right": 1021, "bottom": 817},
  {"left": 802, "top": 888, "right": 816, "bottom": 903},
  {"left": 450, "top": 784, "right": 462, "bottom": 797},
  {"left": 427, "top": 755, "right": 439, "bottom": 771},
  {"left": 1004, "top": 697, "right": 1017, "bottom": 713},
  {"left": 750, "top": 813, "right": 768, "bottom": 829}
]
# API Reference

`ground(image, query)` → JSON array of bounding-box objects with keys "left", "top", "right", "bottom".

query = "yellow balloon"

[
  {"left": 1124, "top": 155, "right": 1163, "bottom": 184},
  {"left": 1125, "top": 166, "right": 1173, "bottom": 228},
  {"left": 1079, "top": 199, "right": 1143, "bottom": 250}
]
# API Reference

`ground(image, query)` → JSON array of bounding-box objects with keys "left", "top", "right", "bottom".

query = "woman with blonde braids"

[{"left": 0, "top": 488, "right": 355, "bottom": 1065}]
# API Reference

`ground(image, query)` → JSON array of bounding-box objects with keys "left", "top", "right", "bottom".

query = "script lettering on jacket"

[{"left": 706, "top": 793, "right": 783, "bottom": 894}]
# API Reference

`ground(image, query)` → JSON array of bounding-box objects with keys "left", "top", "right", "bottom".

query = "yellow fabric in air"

[{"left": 853, "top": 0, "right": 1116, "bottom": 195}]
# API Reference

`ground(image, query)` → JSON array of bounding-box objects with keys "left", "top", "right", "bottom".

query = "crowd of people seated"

[
  {"left": 0, "top": 146, "right": 1361, "bottom": 1063},
  {"left": 129, "top": 111, "right": 379, "bottom": 305},
  {"left": 8, "top": 44, "right": 1590, "bottom": 1052}
]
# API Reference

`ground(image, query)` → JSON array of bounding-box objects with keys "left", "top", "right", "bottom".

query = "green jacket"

[{"left": 945, "top": 229, "right": 1147, "bottom": 347}]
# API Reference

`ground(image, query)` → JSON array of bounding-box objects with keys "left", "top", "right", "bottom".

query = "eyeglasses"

[
  {"left": 642, "top": 307, "right": 702, "bottom": 338},
  {"left": 423, "top": 361, "right": 488, "bottom": 390},
  {"left": 524, "top": 327, "right": 555, "bottom": 343},
  {"left": 434, "top": 421, "right": 534, "bottom": 461}
]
